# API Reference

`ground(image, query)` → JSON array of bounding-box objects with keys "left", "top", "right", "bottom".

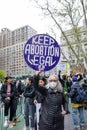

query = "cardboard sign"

[
  {"left": 72, "top": 65, "right": 85, "bottom": 74},
  {"left": 24, "top": 34, "right": 60, "bottom": 71}
]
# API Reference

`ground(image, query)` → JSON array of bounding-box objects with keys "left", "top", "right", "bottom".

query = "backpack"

[{"left": 74, "top": 85, "right": 87, "bottom": 103}]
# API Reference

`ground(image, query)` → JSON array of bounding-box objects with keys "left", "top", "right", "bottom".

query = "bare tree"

[
  {"left": 58, "top": 0, "right": 87, "bottom": 65},
  {"left": 30, "top": 0, "right": 87, "bottom": 71},
  {"left": 80, "top": 0, "right": 87, "bottom": 27}
]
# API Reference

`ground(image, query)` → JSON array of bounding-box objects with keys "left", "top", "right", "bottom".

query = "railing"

[
  {"left": 0, "top": 96, "right": 24, "bottom": 130},
  {"left": 0, "top": 101, "right": 4, "bottom": 130},
  {"left": 16, "top": 97, "right": 24, "bottom": 118}
]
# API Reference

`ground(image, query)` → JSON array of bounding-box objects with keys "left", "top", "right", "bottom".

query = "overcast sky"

[{"left": 0, "top": 0, "right": 50, "bottom": 33}]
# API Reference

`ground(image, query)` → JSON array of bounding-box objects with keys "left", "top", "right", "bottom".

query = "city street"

[
  {"left": 0, "top": 102, "right": 87, "bottom": 130},
  {"left": 6, "top": 109, "right": 87, "bottom": 130},
  {"left": 64, "top": 109, "right": 87, "bottom": 130},
  {"left": 0, "top": 0, "right": 87, "bottom": 130}
]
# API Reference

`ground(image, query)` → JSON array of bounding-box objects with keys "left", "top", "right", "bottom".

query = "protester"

[
  {"left": 58, "top": 71, "right": 70, "bottom": 113},
  {"left": 76, "top": 73, "right": 83, "bottom": 82},
  {"left": 23, "top": 77, "right": 35, "bottom": 130},
  {"left": 1, "top": 76, "right": 17, "bottom": 128},
  {"left": 34, "top": 76, "right": 47, "bottom": 130},
  {"left": 33, "top": 71, "right": 67, "bottom": 130},
  {"left": 12, "top": 79, "right": 23, "bottom": 124},
  {"left": 80, "top": 78, "right": 87, "bottom": 109},
  {"left": 66, "top": 76, "right": 72, "bottom": 93},
  {"left": 69, "top": 76, "right": 85, "bottom": 130}
]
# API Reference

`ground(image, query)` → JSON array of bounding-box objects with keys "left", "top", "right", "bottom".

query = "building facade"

[
  {"left": 60, "top": 25, "right": 87, "bottom": 74},
  {"left": 0, "top": 25, "right": 37, "bottom": 77}
]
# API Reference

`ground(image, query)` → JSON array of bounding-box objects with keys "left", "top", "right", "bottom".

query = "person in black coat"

[
  {"left": 1, "top": 76, "right": 17, "bottom": 128},
  {"left": 33, "top": 71, "right": 67, "bottom": 130},
  {"left": 34, "top": 76, "right": 47, "bottom": 130},
  {"left": 23, "top": 77, "right": 35, "bottom": 130},
  {"left": 12, "top": 79, "right": 24, "bottom": 124}
]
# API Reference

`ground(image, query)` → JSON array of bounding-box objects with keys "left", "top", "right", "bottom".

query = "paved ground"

[
  {"left": 7, "top": 109, "right": 87, "bottom": 130},
  {"left": 64, "top": 108, "right": 87, "bottom": 130},
  {"left": 0, "top": 101, "right": 87, "bottom": 130}
]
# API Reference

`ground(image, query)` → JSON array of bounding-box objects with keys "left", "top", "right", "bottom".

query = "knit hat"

[{"left": 72, "top": 77, "right": 78, "bottom": 82}]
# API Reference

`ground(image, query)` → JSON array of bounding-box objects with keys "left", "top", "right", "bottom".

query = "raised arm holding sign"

[{"left": 24, "top": 34, "right": 60, "bottom": 71}]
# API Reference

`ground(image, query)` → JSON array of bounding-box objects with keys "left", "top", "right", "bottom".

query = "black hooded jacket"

[
  {"left": 1, "top": 82, "right": 16, "bottom": 103},
  {"left": 23, "top": 84, "right": 35, "bottom": 105}
]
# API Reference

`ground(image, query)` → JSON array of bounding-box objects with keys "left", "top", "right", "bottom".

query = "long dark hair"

[
  {"left": 5, "top": 76, "right": 12, "bottom": 82},
  {"left": 39, "top": 76, "right": 47, "bottom": 86},
  {"left": 27, "top": 77, "right": 34, "bottom": 84}
]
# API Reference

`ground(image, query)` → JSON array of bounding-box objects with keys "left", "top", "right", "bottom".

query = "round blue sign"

[{"left": 24, "top": 34, "right": 60, "bottom": 71}]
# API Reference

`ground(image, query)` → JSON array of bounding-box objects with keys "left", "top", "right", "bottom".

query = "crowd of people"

[{"left": 0, "top": 71, "right": 87, "bottom": 130}]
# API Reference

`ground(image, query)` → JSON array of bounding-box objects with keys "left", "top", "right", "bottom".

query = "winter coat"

[
  {"left": 34, "top": 90, "right": 44, "bottom": 103},
  {"left": 66, "top": 80, "right": 72, "bottom": 92},
  {"left": 17, "top": 81, "right": 24, "bottom": 95},
  {"left": 69, "top": 82, "right": 82, "bottom": 103},
  {"left": 34, "top": 75, "right": 67, "bottom": 130},
  {"left": 58, "top": 73, "right": 69, "bottom": 103},
  {"left": 23, "top": 84, "right": 35, "bottom": 105},
  {"left": 1, "top": 82, "right": 16, "bottom": 104},
  {"left": 68, "top": 82, "right": 85, "bottom": 108}
]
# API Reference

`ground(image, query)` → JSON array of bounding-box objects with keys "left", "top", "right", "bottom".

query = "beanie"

[{"left": 72, "top": 77, "right": 78, "bottom": 82}]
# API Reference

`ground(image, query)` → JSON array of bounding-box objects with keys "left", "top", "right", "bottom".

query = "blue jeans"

[
  {"left": 24, "top": 101, "right": 35, "bottom": 127},
  {"left": 71, "top": 106, "right": 85, "bottom": 127}
]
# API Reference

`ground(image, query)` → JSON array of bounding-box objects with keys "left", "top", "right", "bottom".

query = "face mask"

[{"left": 49, "top": 81, "right": 57, "bottom": 89}]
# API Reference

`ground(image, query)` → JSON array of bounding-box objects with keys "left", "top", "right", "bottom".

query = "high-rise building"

[{"left": 0, "top": 25, "right": 37, "bottom": 77}]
